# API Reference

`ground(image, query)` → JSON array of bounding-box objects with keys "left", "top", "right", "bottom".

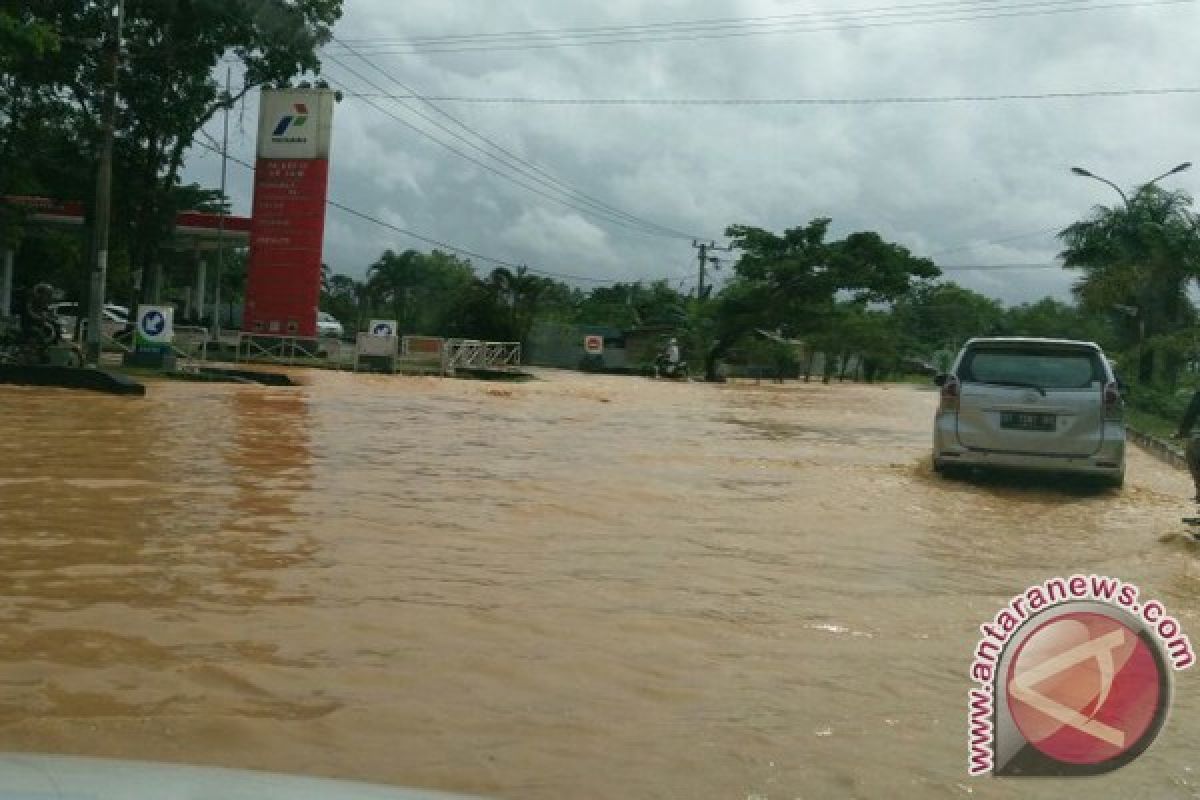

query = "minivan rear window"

[{"left": 959, "top": 347, "right": 1104, "bottom": 389}]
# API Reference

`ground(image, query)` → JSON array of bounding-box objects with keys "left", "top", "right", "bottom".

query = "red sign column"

[{"left": 243, "top": 89, "right": 335, "bottom": 338}]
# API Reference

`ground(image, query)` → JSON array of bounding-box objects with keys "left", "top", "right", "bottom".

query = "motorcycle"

[
  {"left": 652, "top": 354, "right": 689, "bottom": 380},
  {"left": 0, "top": 315, "right": 83, "bottom": 368}
]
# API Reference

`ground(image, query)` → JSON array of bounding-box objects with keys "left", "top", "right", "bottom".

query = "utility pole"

[
  {"left": 85, "top": 0, "right": 124, "bottom": 366},
  {"left": 692, "top": 239, "right": 732, "bottom": 300},
  {"left": 212, "top": 67, "right": 231, "bottom": 345}
]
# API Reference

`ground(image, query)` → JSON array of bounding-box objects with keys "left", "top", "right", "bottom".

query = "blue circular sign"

[
  {"left": 373, "top": 323, "right": 393, "bottom": 336},
  {"left": 141, "top": 310, "right": 166, "bottom": 337}
]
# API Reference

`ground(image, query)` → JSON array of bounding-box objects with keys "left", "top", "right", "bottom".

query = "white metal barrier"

[
  {"left": 442, "top": 339, "right": 521, "bottom": 374},
  {"left": 485, "top": 341, "right": 522, "bottom": 367},
  {"left": 171, "top": 325, "right": 210, "bottom": 365},
  {"left": 236, "top": 333, "right": 321, "bottom": 365}
]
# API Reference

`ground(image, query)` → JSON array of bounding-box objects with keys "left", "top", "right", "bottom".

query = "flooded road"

[{"left": 1, "top": 370, "right": 1198, "bottom": 799}]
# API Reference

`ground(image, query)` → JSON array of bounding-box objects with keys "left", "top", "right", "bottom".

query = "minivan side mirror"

[{"left": 933, "top": 373, "right": 947, "bottom": 387}]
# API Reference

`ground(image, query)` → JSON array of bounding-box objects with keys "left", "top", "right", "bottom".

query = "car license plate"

[{"left": 1000, "top": 412, "right": 1056, "bottom": 431}]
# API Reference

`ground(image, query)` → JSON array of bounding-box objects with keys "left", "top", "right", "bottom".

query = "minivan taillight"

[
  {"left": 939, "top": 376, "right": 960, "bottom": 413},
  {"left": 1104, "top": 381, "right": 1123, "bottom": 420}
]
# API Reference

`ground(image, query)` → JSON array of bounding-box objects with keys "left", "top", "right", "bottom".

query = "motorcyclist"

[
  {"left": 653, "top": 337, "right": 686, "bottom": 379},
  {"left": 20, "top": 286, "right": 60, "bottom": 345},
  {"left": 18, "top": 283, "right": 61, "bottom": 354},
  {"left": 666, "top": 338, "right": 680, "bottom": 370}
]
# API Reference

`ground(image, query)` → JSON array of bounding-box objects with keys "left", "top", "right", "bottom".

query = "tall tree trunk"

[{"left": 704, "top": 339, "right": 729, "bottom": 382}]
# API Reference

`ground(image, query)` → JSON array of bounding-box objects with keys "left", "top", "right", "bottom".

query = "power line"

[
  {"left": 324, "top": 201, "right": 614, "bottom": 283},
  {"left": 326, "top": 0, "right": 1143, "bottom": 49},
  {"left": 324, "top": 37, "right": 705, "bottom": 241},
  {"left": 321, "top": 66, "right": 696, "bottom": 245},
  {"left": 324, "top": 0, "right": 1191, "bottom": 55},
  {"left": 332, "top": 0, "right": 1029, "bottom": 44},
  {"left": 189, "top": 138, "right": 616, "bottom": 284},
  {"left": 940, "top": 263, "right": 1065, "bottom": 269},
  {"left": 189, "top": 140, "right": 1075, "bottom": 280},
  {"left": 929, "top": 226, "right": 1064, "bottom": 257},
  {"left": 334, "top": 86, "right": 1200, "bottom": 106},
  {"left": 320, "top": 61, "right": 702, "bottom": 242}
]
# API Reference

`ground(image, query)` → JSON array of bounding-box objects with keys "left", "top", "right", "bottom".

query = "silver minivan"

[{"left": 932, "top": 337, "right": 1125, "bottom": 486}]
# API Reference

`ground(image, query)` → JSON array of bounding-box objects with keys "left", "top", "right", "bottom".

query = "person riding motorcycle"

[
  {"left": 654, "top": 337, "right": 686, "bottom": 379},
  {"left": 21, "top": 284, "right": 61, "bottom": 344},
  {"left": 10, "top": 283, "right": 63, "bottom": 364}
]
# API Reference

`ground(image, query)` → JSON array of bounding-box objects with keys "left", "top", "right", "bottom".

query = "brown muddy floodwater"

[{"left": 1, "top": 369, "right": 1199, "bottom": 799}]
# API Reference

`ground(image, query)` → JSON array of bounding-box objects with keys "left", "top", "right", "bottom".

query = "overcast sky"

[{"left": 182, "top": 0, "right": 1200, "bottom": 305}]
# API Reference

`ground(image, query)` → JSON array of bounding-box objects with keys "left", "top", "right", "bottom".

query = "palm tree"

[
  {"left": 487, "top": 265, "right": 549, "bottom": 343},
  {"left": 1059, "top": 186, "right": 1200, "bottom": 383},
  {"left": 366, "top": 249, "right": 424, "bottom": 332}
]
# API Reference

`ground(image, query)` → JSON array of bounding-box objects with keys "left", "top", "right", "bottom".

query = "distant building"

[{"left": 525, "top": 321, "right": 680, "bottom": 373}]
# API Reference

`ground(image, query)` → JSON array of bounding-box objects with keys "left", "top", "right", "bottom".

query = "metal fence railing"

[
  {"left": 235, "top": 333, "right": 321, "bottom": 366},
  {"left": 171, "top": 325, "right": 210, "bottom": 368},
  {"left": 442, "top": 339, "right": 521, "bottom": 374}
]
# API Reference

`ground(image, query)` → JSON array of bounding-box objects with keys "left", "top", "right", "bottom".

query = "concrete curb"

[{"left": 1127, "top": 426, "right": 1189, "bottom": 471}]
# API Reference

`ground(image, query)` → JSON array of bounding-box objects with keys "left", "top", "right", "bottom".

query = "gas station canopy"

[{"left": 4, "top": 195, "right": 252, "bottom": 249}]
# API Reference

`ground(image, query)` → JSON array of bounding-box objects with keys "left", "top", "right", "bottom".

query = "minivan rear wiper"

[{"left": 975, "top": 380, "right": 1046, "bottom": 396}]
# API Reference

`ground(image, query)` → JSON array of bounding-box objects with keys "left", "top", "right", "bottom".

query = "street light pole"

[
  {"left": 1070, "top": 162, "right": 1193, "bottom": 208},
  {"left": 85, "top": 0, "right": 124, "bottom": 366},
  {"left": 1070, "top": 166, "right": 1129, "bottom": 207},
  {"left": 1080, "top": 162, "right": 1194, "bottom": 383},
  {"left": 1148, "top": 161, "right": 1193, "bottom": 187},
  {"left": 212, "top": 67, "right": 231, "bottom": 347}
]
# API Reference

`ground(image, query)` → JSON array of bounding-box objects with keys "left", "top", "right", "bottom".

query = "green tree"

[
  {"left": 704, "top": 219, "right": 939, "bottom": 381},
  {"left": 366, "top": 249, "right": 424, "bottom": 332},
  {"left": 418, "top": 250, "right": 476, "bottom": 335},
  {"left": 320, "top": 270, "right": 366, "bottom": 331},
  {"left": 3, "top": 0, "right": 342, "bottom": 303},
  {"left": 1059, "top": 186, "right": 1200, "bottom": 383},
  {"left": 0, "top": 6, "right": 69, "bottom": 249},
  {"left": 487, "top": 265, "right": 535, "bottom": 340},
  {"left": 576, "top": 280, "right": 688, "bottom": 329},
  {"left": 890, "top": 281, "right": 1006, "bottom": 361},
  {"left": 1002, "top": 297, "right": 1116, "bottom": 345},
  {"left": 835, "top": 307, "right": 902, "bottom": 382}
]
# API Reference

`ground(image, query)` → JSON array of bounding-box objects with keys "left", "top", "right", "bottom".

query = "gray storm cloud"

[{"left": 183, "top": 0, "right": 1200, "bottom": 304}]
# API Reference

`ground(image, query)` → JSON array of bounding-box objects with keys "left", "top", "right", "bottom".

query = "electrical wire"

[
  {"left": 940, "top": 263, "right": 1065, "bottom": 269},
  {"left": 333, "top": 86, "right": 1200, "bottom": 106},
  {"left": 188, "top": 146, "right": 1073, "bottom": 280},
  {"left": 189, "top": 138, "right": 617, "bottom": 284},
  {"left": 324, "top": 37, "right": 705, "bottom": 240},
  {"left": 332, "top": 0, "right": 1036, "bottom": 45},
  {"left": 324, "top": 0, "right": 1192, "bottom": 56},
  {"left": 321, "top": 63, "right": 700, "bottom": 244}
]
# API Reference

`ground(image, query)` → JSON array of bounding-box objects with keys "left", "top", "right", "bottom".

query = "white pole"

[{"left": 213, "top": 67, "right": 231, "bottom": 345}]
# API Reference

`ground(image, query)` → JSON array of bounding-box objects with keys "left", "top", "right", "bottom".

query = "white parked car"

[
  {"left": 317, "top": 311, "right": 345, "bottom": 338},
  {"left": 50, "top": 302, "right": 129, "bottom": 340},
  {"left": 932, "top": 337, "right": 1125, "bottom": 486}
]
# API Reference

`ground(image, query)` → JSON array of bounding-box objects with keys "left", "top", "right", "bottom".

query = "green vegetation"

[
  {"left": 1, "top": 0, "right": 342, "bottom": 304},
  {"left": 6, "top": 4, "right": 1200, "bottom": 431}
]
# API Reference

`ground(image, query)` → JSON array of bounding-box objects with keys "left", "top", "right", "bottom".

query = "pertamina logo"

[{"left": 272, "top": 103, "right": 309, "bottom": 143}]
